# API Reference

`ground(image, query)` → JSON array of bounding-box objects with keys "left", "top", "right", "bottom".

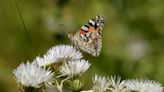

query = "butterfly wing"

[{"left": 69, "top": 15, "right": 105, "bottom": 56}]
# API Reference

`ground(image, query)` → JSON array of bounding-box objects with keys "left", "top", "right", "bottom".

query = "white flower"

[
  {"left": 92, "top": 75, "right": 110, "bottom": 92},
  {"left": 13, "top": 62, "right": 54, "bottom": 88},
  {"left": 36, "top": 45, "right": 83, "bottom": 66},
  {"left": 48, "top": 45, "right": 83, "bottom": 61},
  {"left": 35, "top": 51, "right": 55, "bottom": 67},
  {"left": 59, "top": 59, "right": 91, "bottom": 77},
  {"left": 109, "top": 76, "right": 128, "bottom": 92},
  {"left": 125, "top": 79, "right": 163, "bottom": 92}
]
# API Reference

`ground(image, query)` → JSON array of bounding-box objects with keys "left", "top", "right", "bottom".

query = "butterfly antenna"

[{"left": 14, "top": 0, "right": 31, "bottom": 46}]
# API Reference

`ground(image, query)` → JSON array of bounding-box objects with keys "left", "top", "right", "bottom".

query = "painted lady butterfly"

[{"left": 68, "top": 15, "right": 105, "bottom": 57}]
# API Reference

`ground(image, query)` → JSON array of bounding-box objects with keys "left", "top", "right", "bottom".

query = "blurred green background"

[{"left": 0, "top": 0, "right": 164, "bottom": 92}]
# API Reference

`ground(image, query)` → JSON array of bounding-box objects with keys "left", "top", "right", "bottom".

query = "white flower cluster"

[
  {"left": 35, "top": 45, "right": 90, "bottom": 77},
  {"left": 13, "top": 44, "right": 163, "bottom": 92},
  {"left": 88, "top": 75, "right": 163, "bottom": 92},
  {"left": 13, "top": 45, "right": 90, "bottom": 90}
]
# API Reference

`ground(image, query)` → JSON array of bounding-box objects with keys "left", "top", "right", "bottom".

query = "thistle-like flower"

[
  {"left": 125, "top": 79, "right": 163, "bottom": 92},
  {"left": 59, "top": 59, "right": 91, "bottom": 78},
  {"left": 109, "top": 76, "right": 128, "bottom": 92},
  {"left": 36, "top": 45, "right": 83, "bottom": 67},
  {"left": 92, "top": 75, "right": 110, "bottom": 92},
  {"left": 13, "top": 62, "right": 54, "bottom": 88}
]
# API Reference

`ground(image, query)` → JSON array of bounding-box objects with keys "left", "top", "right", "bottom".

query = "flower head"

[
  {"left": 13, "top": 62, "right": 54, "bottom": 88},
  {"left": 35, "top": 51, "right": 56, "bottom": 67},
  {"left": 125, "top": 79, "right": 163, "bottom": 92},
  {"left": 109, "top": 76, "right": 128, "bottom": 92},
  {"left": 92, "top": 75, "right": 110, "bottom": 92},
  {"left": 36, "top": 45, "right": 83, "bottom": 66},
  {"left": 59, "top": 59, "right": 91, "bottom": 77}
]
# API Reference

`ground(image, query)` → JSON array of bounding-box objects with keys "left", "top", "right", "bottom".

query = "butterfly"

[{"left": 68, "top": 15, "right": 105, "bottom": 57}]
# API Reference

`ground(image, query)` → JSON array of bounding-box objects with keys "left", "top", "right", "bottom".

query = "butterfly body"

[{"left": 68, "top": 15, "right": 105, "bottom": 57}]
